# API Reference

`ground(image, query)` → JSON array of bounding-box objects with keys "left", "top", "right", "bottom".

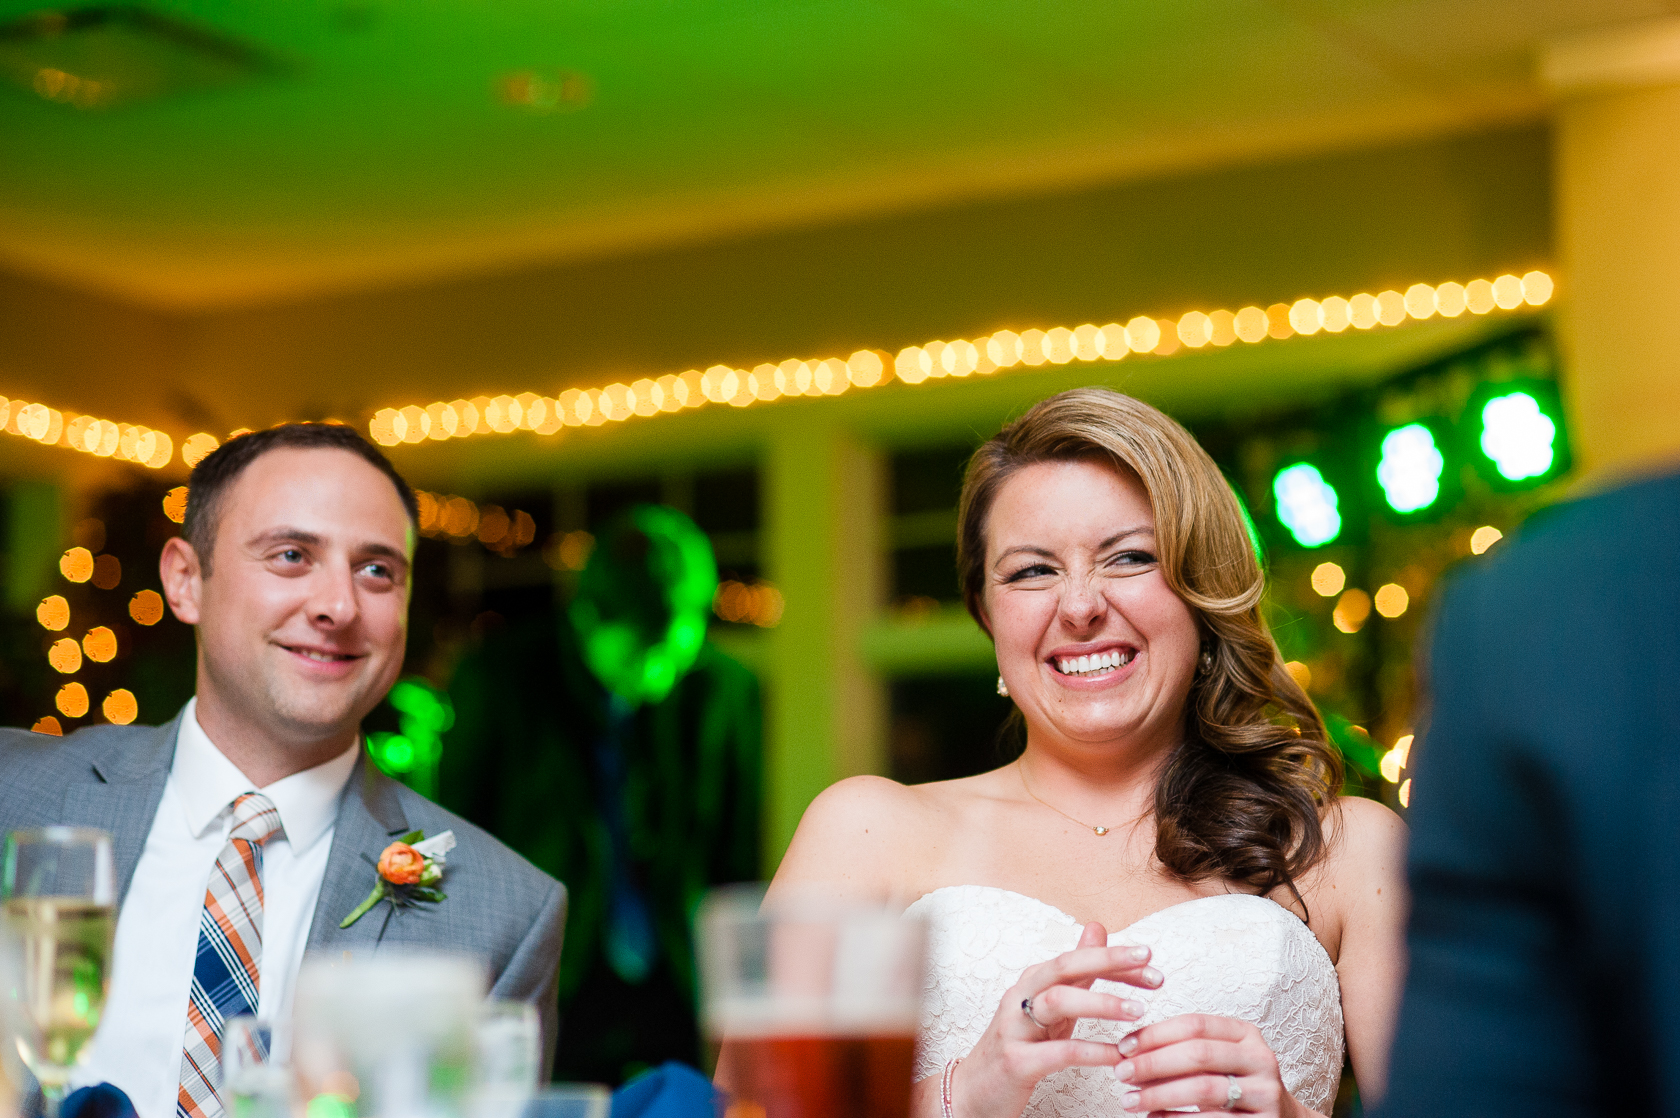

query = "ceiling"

[{"left": 0, "top": 0, "right": 1667, "bottom": 310}]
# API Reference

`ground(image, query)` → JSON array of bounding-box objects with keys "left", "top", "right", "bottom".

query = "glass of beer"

[
  {"left": 0, "top": 828, "right": 116, "bottom": 1118},
  {"left": 699, "top": 885, "right": 926, "bottom": 1118}
]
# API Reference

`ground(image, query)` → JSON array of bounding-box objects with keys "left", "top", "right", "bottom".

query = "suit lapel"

[
  {"left": 307, "top": 750, "right": 410, "bottom": 951},
  {"left": 60, "top": 712, "right": 182, "bottom": 905}
]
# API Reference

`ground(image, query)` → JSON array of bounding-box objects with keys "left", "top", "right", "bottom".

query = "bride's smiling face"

[{"left": 983, "top": 457, "right": 1201, "bottom": 756}]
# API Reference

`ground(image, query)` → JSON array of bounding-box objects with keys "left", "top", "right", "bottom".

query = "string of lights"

[
  {"left": 364, "top": 270, "right": 1556, "bottom": 448},
  {"left": 2, "top": 270, "right": 1555, "bottom": 466},
  {"left": 0, "top": 394, "right": 182, "bottom": 469}
]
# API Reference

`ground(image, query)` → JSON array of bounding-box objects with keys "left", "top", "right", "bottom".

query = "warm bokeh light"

[
  {"left": 1470, "top": 525, "right": 1504, "bottom": 554},
  {"left": 1333, "top": 588, "right": 1372, "bottom": 634},
  {"left": 478, "top": 505, "right": 511, "bottom": 546},
  {"left": 413, "top": 489, "right": 536, "bottom": 552},
  {"left": 713, "top": 580, "right": 785, "bottom": 628},
  {"left": 1398, "top": 778, "right": 1412, "bottom": 808},
  {"left": 130, "top": 589, "right": 165, "bottom": 626},
  {"left": 37, "top": 595, "right": 70, "bottom": 631},
  {"left": 102, "top": 688, "right": 139, "bottom": 725},
  {"left": 1380, "top": 733, "right": 1415, "bottom": 783},
  {"left": 1310, "top": 562, "right": 1345, "bottom": 597},
  {"left": 1284, "top": 660, "right": 1312, "bottom": 691},
  {"left": 163, "top": 486, "right": 189, "bottom": 524},
  {"left": 83, "top": 626, "right": 118, "bottom": 663},
  {"left": 1435, "top": 281, "right": 1467, "bottom": 317},
  {"left": 56, "top": 682, "right": 89, "bottom": 718},
  {"left": 1374, "top": 583, "right": 1410, "bottom": 619},
  {"left": 31, "top": 716, "right": 62, "bottom": 736},
  {"left": 60, "top": 547, "right": 94, "bottom": 583},
  {"left": 1289, "top": 299, "right": 1323, "bottom": 335},
  {"left": 182, "top": 432, "right": 220, "bottom": 467},
  {"left": 48, "top": 638, "right": 83, "bottom": 674},
  {"left": 556, "top": 530, "right": 595, "bottom": 571},
  {"left": 92, "top": 554, "right": 121, "bottom": 590}
]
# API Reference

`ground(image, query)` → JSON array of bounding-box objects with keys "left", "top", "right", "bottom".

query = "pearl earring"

[{"left": 996, "top": 675, "right": 1010, "bottom": 697}]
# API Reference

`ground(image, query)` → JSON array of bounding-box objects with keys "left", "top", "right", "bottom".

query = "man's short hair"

[{"left": 182, "top": 423, "right": 419, "bottom": 576}]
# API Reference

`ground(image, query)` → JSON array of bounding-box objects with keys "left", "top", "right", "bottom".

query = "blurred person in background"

[
  {"left": 1375, "top": 469, "right": 1680, "bottom": 1118},
  {"left": 753, "top": 389, "right": 1405, "bottom": 1118},
  {"left": 0, "top": 425, "right": 564, "bottom": 1118}
]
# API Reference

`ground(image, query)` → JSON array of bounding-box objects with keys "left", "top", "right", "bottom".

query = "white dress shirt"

[{"left": 74, "top": 699, "right": 359, "bottom": 1118}]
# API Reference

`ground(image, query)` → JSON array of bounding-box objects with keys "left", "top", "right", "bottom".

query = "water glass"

[
  {"left": 519, "top": 1087, "right": 609, "bottom": 1118},
  {"left": 471, "top": 1000, "right": 541, "bottom": 1118},
  {"left": 698, "top": 885, "right": 926, "bottom": 1118},
  {"left": 292, "top": 950, "right": 487, "bottom": 1118},
  {"left": 221, "top": 1017, "right": 288, "bottom": 1118}
]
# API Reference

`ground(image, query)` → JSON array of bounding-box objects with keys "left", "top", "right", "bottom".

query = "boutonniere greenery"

[{"left": 340, "top": 829, "right": 455, "bottom": 940}]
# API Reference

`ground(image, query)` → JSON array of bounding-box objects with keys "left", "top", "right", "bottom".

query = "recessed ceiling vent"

[{"left": 0, "top": 5, "right": 282, "bottom": 110}]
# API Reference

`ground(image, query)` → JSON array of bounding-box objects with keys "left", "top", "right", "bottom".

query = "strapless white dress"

[{"left": 907, "top": 886, "right": 1344, "bottom": 1117}]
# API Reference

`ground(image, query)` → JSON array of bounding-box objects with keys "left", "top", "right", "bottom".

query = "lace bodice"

[{"left": 908, "top": 886, "right": 1344, "bottom": 1116}]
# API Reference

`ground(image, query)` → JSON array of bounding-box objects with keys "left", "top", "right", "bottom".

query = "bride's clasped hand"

[
  {"left": 948, "top": 924, "right": 1159, "bottom": 1118},
  {"left": 745, "top": 389, "right": 1406, "bottom": 1118}
]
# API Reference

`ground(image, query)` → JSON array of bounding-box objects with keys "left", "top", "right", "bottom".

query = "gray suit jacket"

[{"left": 0, "top": 707, "right": 566, "bottom": 1101}]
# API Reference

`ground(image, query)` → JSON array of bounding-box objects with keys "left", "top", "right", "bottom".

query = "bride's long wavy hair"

[{"left": 958, "top": 388, "right": 1342, "bottom": 901}]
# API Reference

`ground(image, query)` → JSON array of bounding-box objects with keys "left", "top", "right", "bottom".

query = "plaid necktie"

[{"left": 177, "top": 792, "right": 282, "bottom": 1118}]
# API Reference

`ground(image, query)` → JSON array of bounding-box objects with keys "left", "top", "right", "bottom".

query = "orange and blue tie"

[{"left": 177, "top": 792, "right": 282, "bottom": 1118}]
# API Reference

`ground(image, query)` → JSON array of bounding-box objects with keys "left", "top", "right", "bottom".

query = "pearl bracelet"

[{"left": 941, "top": 1057, "right": 962, "bottom": 1118}]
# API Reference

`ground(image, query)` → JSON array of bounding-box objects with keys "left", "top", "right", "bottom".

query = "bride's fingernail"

[
  {"left": 1115, "top": 1060, "right": 1134, "bottom": 1081},
  {"left": 1127, "top": 946, "right": 1149, "bottom": 962},
  {"left": 1141, "top": 967, "right": 1163, "bottom": 986},
  {"left": 1120, "top": 1091, "right": 1142, "bottom": 1111},
  {"left": 1117, "top": 1034, "right": 1138, "bottom": 1056},
  {"left": 1121, "top": 1000, "right": 1145, "bottom": 1017}
]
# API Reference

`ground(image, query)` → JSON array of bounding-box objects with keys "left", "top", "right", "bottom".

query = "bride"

[{"left": 764, "top": 389, "right": 1405, "bottom": 1118}]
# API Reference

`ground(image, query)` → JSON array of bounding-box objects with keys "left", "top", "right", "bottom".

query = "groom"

[{"left": 0, "top": 424, "right": 565, "bottom": 1118}]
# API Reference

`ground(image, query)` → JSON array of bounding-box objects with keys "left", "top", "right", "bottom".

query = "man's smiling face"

[{"left": 188, "top": 446, "right": 413, "bottom": 752}]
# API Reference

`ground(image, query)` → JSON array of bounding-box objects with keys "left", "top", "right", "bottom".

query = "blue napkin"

[
  {"left": 610, "top": 1061, "right": 722, "bottom": 1118},
  {"left": 60, "top": 1084, "right": 138, "bottom": 1118}
]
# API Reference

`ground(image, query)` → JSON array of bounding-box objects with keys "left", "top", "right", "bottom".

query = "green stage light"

[
  {"left": 367, "top": 677, "right": 454, "bottom": 796},
  {"left": 570, "top": 504, "right": 718, "bottom": 705},
  {"left": 1479, "top": 390, "right": 1556, "bottom": 481},
  {"left": 1376, "top": 423, "right": 1445, "bottom": 513},
  {"left": 1273, "top": 463, "right": 1341, "bottom": 548}
]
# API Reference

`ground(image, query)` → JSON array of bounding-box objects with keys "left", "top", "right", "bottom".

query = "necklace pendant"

[{"left": 1092, "top": 826, "right": 1110, "bottom": 836}]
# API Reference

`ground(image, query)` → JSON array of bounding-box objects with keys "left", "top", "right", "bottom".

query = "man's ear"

[{"left": 159, "top": 537, "right": 204, "bottom": 625}]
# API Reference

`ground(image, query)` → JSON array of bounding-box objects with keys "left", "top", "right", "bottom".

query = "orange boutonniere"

[{"left": 340, "top": 829, "right": 455, "bottom": 939}]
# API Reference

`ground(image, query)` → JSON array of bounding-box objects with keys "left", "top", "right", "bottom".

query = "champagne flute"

[{"left": 0, "top": 828, "right": 116, "bottom": 1118}]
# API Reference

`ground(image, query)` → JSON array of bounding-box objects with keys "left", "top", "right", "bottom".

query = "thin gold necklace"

[{"left": 1017, "top": 761, "right": 1113, "bottom": 837}]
